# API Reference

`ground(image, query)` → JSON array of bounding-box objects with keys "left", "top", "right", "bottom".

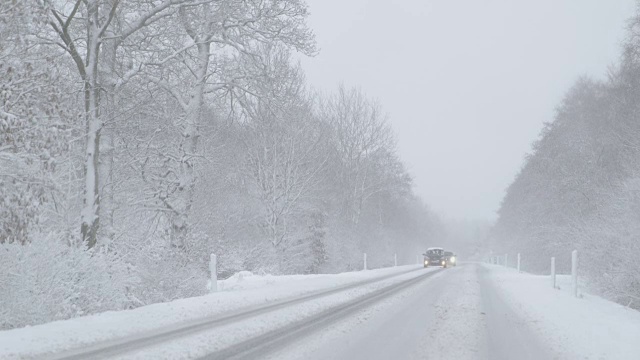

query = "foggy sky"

[{"left": 300, "top": 0, "right": 635, "bottom": 221}]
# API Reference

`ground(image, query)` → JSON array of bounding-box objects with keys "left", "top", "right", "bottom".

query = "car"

[
  {"left": 444, "top": 251, "right": 457, "bottom": 266},
  {"left": 423, "top": 247, "right": 447, "bottom": 268}
]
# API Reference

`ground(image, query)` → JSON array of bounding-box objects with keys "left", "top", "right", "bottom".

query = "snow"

[
  {"left": 116, "top": 268, "right": 436, "bottom": 359},
  {"left": 0, "top": 265, "right": 420, "bottom": 359},
  {"left": 485, "top": 264, "right": 640, "bottom": 360},
  {"left": 3, "top": 262, "right": 640, "bottom": 360},
  {"left": 268, "top": 264, "right": 485, "bottom": 360},
  {"left": 270, "top": 263, "right": 640, "bottom": 360},
  {"left": 425, "top": 264, "right": 486, "bottom": 359}
]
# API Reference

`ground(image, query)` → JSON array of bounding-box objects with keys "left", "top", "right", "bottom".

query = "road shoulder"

[
  {"left": 478, "top": 264, "right": 552, "bottom": 360},
  {"left": 482, "top": 264, "right": 640, "bottom": 360}
]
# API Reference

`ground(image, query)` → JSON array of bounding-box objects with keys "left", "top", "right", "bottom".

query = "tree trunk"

[
  {"left": 99, "top": 38, "right": 120, "bottom": 244},
  {"left": 81, "top": 20, "right": 102, "bottom": 248},
  {"left": 170, "top": 41, "right": 210, "bottom": 247},
  {"left": 81, "top": 86, "right": 101, "bottom": 248}
]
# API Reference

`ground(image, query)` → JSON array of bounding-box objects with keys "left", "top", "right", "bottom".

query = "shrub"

[{"left": 0, "top": 233, "right": 135, "bottom": 329}]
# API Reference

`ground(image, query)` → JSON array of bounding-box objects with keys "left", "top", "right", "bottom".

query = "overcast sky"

[{"left": 299, "top": 0, "right": 635, "bottom": 221}]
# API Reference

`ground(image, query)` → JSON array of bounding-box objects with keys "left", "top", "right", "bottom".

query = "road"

[
  {"left": 44, "top": 263, "right": 551, "bottom": 360},
  {"left": 11, "top": 260, "right": 637, "bottom": 360},
  {"left": 261, "top": 263, "right": 551, "bottom": 360}
]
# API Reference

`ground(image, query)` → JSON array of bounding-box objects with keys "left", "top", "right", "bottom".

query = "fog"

[{"left": 301, "top": 0, "right": 634, "bottom": 220}]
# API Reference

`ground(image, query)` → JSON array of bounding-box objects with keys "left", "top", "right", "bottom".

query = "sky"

[{"left": 299, "top": 0, "right": 636, "bottom": 221}]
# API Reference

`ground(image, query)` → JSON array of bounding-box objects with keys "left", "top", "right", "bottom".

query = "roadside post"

[
  {"left": 210, "top": 253, "right": 217, "bottom": 293},
  {"left": 517, "top": 253, "right": 521, "bottom": 272},
  {"left": 364, "top": 253, "right": 367, "bottom": 270},
  {"left": 550, "top": 257, "right": 556, "bottom": 289},
  {"left": 571, "top": 250, "right": 578, "bottom": 297},
  {"left": 504, "top": 253, "right": 508, "bottom": 268}
]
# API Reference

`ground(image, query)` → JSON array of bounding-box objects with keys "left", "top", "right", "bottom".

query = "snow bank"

[
  {"left": 485, "top": 264, "right": 640, "bottom": 360},
  {"left": 0, "top": 265, "right": 420, "bottom": 359}
]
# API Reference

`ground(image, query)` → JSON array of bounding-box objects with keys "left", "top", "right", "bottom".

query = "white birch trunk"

[
  {"left": 81, "top": 12, "right": 102, "bottom": 248},
  {"left": 99, "top": 38, "right": 119, "bottom": 244},
  {"left": 170, "top": 41, "right": 210, "bottom": 248}
]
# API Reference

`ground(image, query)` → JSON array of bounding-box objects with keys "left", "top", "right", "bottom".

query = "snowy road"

[
  {"left": 263, "top": 263, "right": 549, "bottom": 360},
  {"left": 48, "top": 263, "right": 553, "bottom": 360},
  {"left": 478, "top": 266, "right": 551, "bottom": 360},
  {"left": 12, "top": 262, "right": 635, "bottom": 360}
]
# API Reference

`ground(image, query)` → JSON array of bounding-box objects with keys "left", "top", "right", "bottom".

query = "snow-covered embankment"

[{"left": 485, "top": 264, "right": 640, "bottom": 359}]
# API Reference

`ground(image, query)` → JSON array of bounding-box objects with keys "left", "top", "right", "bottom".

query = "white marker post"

[
  {"left": 364, "top": 253, "right": 367, "bottom": 271},
  {"left": 517, "top": 253, "right": 521, "bottom": 273},
  {"left": 571, "top": 250, "right": 578, "bottom": 297},
  {"left": 504, "top": 253, "right": 508, "bottom": 268},
  {"left": 550, "top": 257, "right": 556, "bottom": 289},
  {"left": 210, "top": 253, "right": 217, "bottom": 293},
  {"left": 394, "top": 253, "right": 397, "bottom": 267}
]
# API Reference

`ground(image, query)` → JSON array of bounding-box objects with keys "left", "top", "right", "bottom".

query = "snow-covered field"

[
  {"left": 0, "top": 265, "right": 421, "bottom": 359},
  {"left": 486, "top": 264, "right": 640, "bottom": 359}
]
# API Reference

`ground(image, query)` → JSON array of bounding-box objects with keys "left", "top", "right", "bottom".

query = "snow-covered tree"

[{"left": 0, "top": 2, "right": 70, "bottom": 244}]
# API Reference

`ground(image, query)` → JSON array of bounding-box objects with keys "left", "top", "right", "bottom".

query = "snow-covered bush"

[
  {"left": 0, "top": 234, "right": 135, "bottom": 329},
  {"left": 121, "top": 232, "right": 209, "bottom": 305}
]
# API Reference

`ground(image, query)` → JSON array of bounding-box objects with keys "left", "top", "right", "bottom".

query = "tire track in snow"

[
  {"left": 45, "top": 266, "right": 426, "bottom": 360},
  {"left": 202, "top": 269, "right": 444, "bottom": 360}
]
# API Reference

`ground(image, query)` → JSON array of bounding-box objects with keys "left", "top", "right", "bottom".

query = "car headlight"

[
  {"left": 441, "top": 261, "right": 445, "bottom": 265},
  {"left": 424, "top": 260, "right": 428, "bottom": 265},
  {"left": 451, "top": 257, "right": 456, "bottom": 262}
]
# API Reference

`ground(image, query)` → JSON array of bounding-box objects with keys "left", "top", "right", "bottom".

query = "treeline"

[
  {"left": 0, "top": 1, "right": 440, "bottom": 328},
  {"left": 493, "top": 7, "right": 640, "bottom": 307}
]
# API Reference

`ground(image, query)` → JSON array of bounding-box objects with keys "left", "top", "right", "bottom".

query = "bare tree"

[
  {"left": 319, "top": 85, "right": 395, "bottom": 225},
  {"left": 141, "top": 0, "right": 316, "bottom": 247},
  {"left": 37, "top": 0, "right": 206, "bottom": 247}
]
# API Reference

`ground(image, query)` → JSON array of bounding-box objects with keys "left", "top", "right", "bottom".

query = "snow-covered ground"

[
  {"left": 3, "top": 262, "right": 640, "bottom": 360},
  {"left": 0, "top": 265, "right": 421, "bottom": 359},
  {"left": 486, "top": 264, "right": 640, "bottom": 360},
  {"left": 116, "top": 268, "right": 439, "bottom": 359},
  {"left": 269, "top": 262, "right": 486, "bottom": 360},
  {"left": 268, "top": 263, "right": 640, "bottom": 360}
]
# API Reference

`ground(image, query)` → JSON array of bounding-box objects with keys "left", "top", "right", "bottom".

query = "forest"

[
  {"left": 0, "top": 0, "right": 443, "bottom": 329},
  {"left": 493, "top": 7, "right": 640, "bottom": 308}
]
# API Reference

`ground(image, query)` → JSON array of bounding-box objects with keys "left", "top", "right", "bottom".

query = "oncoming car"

[
  {"left": 444, "top": 251, "right": 457, "bottom": 266},
  {"left": 423, "top": 247, "right": 447, "bottom": 268}
]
